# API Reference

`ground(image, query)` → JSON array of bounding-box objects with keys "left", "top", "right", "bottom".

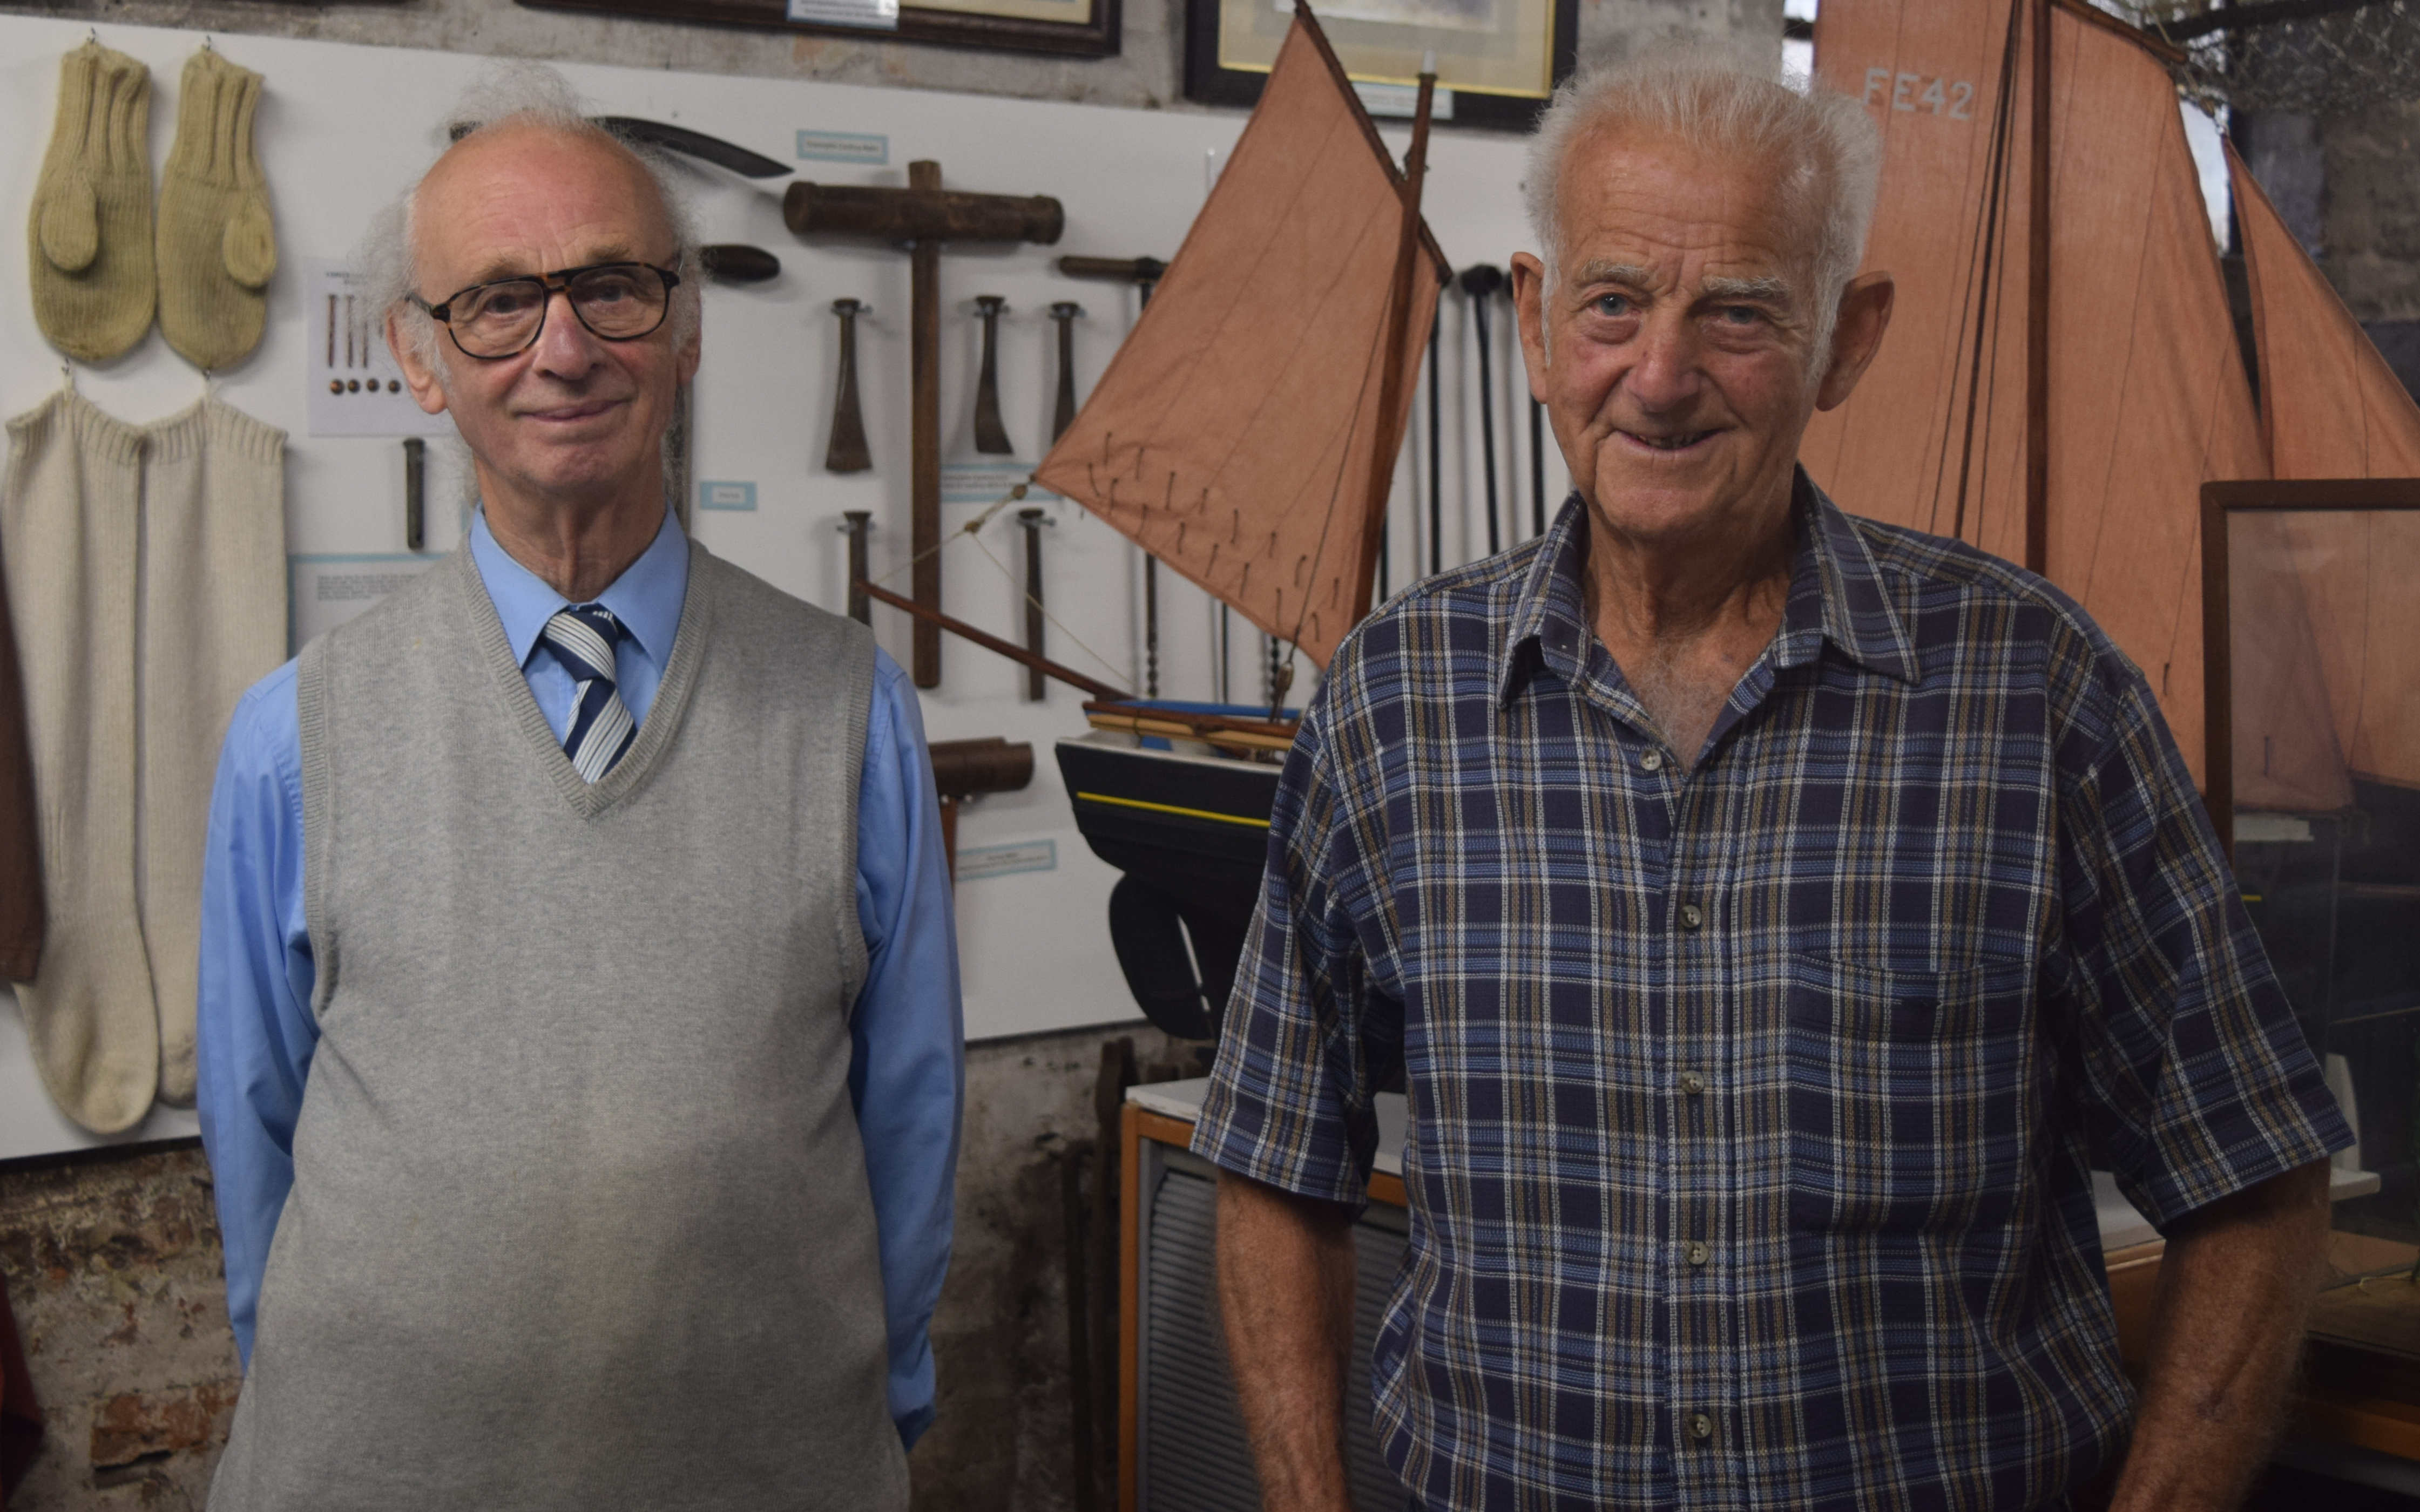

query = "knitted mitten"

[
  {"left": 27, "top": 43, "right": 154, "bottom": 364},
  {"left": 156, "top": 48, "right": 276, "bottom": 371}
]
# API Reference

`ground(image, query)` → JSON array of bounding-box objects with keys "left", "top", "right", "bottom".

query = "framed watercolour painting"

[{"left": 1185, "top": 0, "right": 1577, "bottom": 131}]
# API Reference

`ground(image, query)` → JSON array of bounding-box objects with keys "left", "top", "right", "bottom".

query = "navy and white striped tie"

[{"left": 538, "top": 604, "right": 638, "bottom": 782}]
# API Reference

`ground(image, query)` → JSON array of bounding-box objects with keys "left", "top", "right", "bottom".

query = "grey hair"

[
  {"left": 360, "top": 62, "right": 703, "bottom": 381},
  {"left": 1520, "top": 46, "right": 1882, "bottom": 370}
]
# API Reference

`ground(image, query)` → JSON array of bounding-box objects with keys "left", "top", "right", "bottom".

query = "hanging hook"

[
  {"left": 201, "top": 33, "right": 215, "bottom": 51},
  {"left": 87, "top": 27, "right": 98, "bottom": 44},
  {"left": 59, "top": 362, "right": 77, "bottom": 395}
]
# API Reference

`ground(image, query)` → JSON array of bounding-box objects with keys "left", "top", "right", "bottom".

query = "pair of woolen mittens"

[{"left": 29, "top": 42, "right": 277, "bottom": 370}]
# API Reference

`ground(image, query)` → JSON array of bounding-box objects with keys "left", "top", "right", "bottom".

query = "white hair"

[
  {"left": 1521, "top": 46, "right": 1882, "bottom": 369},
  {"left": 361, "top": 62, "right": 702, "bottom": 380}
]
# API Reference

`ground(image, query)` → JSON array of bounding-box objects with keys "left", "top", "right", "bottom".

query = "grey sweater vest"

[{"left": 208, "top": 543, "right": 905, "bottom": 1511}]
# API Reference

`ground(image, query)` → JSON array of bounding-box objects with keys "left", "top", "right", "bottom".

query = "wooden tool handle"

[
  {"left": 1057, "top": 255, "right": 1167, "bottom": 283},
  {"left": 786, "top": 179, "right": 1064, "bottom": 245}
]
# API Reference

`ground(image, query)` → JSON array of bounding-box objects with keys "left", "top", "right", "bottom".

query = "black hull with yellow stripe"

[{"left": 1056, "top": 731, "right": 1283, "bottom": 1041}]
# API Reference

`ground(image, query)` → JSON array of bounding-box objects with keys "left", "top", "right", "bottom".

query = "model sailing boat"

[
  {"left": 1804, "top": 0, "right": 2420, "bottom": 808},
  {"left": 859, "top": 2, "right": 1447, "bottom": 1036}
]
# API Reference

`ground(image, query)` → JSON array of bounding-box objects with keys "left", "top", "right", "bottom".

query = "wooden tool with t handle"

[{"left": 786, "top": 165, "right": 1064, "bottom": 688}]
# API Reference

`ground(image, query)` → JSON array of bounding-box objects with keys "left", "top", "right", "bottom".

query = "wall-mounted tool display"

[
  {"left": 927, "top": 736, "right": 1035, "bottom": 882},
  {"left": 841, "top": 511, "right": 873, "bottom": 625},
  {"left": 826, "top": 299, "right": 871, "bottom": 474},
  {"left": 1459, "top": 263, "right": 1504, "bottom": 557},
  {"left": 698, "top": 244, "right": 779, "bottom": 283},
  {"left": 157, "top": 45, "right": 278, "bottom": 372},
  {"left": 29, "top": 42, "right": 153, "bottom": 365},
  {"left": 784, "top": 160, "right": 1064, "bottom": 688},
  {"left": 1017, "top": 506, "right": 1051, "bottom": 701},
  {"left": 1057, "top": 254, "right": 1166, "bottom": 306},
  {"left": 304, "top": 261, "right": 448, "bottom": 438},
  {"left": 402, "top": 437, "right": 425, "bottom": 552},
  {"left": 1049, "top": 301, "right": 1083, "bottom": 443},
  {"left": 971, "top": 295, "right": 1013, "bottom": 456}
]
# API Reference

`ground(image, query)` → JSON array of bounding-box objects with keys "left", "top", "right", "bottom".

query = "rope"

[{"left": 963, "top": 529, "right": 1137, "bottom": 690}]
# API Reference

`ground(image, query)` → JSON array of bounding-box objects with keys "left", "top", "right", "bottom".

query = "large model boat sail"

[
  {"left": 1808, "top": 0, "right": 2420, "bottom": 816},
  {"left": 861, "top": 2, "right": 1448, "bottom": 1036}
]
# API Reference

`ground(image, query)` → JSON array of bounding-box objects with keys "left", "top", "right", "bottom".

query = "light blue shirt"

[{"left": 194, "top": 508, "right": 963, "bottom": 1447}]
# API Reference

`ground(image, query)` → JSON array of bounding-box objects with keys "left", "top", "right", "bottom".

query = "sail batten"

[{"left": 1034, "top": 8, "right": 1444, "bottom": 669}]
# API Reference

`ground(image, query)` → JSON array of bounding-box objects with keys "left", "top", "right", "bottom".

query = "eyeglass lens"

[{"left": 449, "top": 266, "right": 670, "bottom": 356}]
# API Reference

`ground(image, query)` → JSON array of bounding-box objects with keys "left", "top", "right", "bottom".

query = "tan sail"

[
  {"left": 1808, "top": 0, "right": 2267, "bottom": 785},
  {"left": 2229, "top": 143, "right": 2420, "bottom": 792},
  {"left": 1032, "top": 9, "right": 1446, "bottom": 669}
]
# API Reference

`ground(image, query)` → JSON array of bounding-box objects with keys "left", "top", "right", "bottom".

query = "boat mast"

[
  {"left": 1351, "top": 51, "right": 1440, "bottom": 626},
  {"left": 2025, "top": 0, "right": 2052, "bottom": 574}
]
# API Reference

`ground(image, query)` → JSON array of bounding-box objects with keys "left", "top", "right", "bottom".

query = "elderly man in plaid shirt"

[{"left": 1191, "top": 50, "right": 2351, "bottom": 1512}]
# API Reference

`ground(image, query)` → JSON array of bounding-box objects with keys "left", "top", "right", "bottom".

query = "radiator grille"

[{"left": 1141, "top": 1163, "right": 1411, "bottom": 1511}]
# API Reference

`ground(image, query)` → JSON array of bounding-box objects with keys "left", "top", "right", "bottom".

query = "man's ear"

[
  {"left": 1509, "top": 251, "right": 1551, "bottom": 403},
  {"left": 676, "top": 315, "right": 701, "bottom": 388},
  {"left": 387, "top": 310, "right": 451, "bottom": 417},
  {"left": 1815, "top": 271, "right": 1894, "bottom": 412}
]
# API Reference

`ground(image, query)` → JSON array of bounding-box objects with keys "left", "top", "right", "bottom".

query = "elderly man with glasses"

[{"left": 193, "top": 71, "right": 962, "bottom": 1511}]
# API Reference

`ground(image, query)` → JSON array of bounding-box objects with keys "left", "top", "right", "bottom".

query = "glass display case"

[{"left": 2205, "top": 480, "right": 2420, "bottom": 1370}]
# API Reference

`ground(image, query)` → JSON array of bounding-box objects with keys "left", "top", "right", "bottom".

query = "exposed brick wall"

[{"left": 0, "top": 1145, "right": 238, "bottom": 1508}]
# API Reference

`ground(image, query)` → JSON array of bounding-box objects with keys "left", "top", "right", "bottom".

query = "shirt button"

[
  {"left": 1640, "top": 749, "right": 1664, "bottom": 772},
  {"left": 1679, "top": 1071, "right": 1706, "bottom": 1096},
  {"left": 1686, "top": 1240, "right": 1710, "bottom": 1266},
  {"left": 1679, "top": 903, "right": 1703, "bottom": 931},
  {"left": 1690, "top": 1412, "right": 1715, "bottom": 1442}
]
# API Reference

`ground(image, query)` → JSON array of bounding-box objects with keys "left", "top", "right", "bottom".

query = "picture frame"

[
  {"left": 515, "top": 0, "right": 1120, "bottom": 61},
  {"left": 2200, "top": 477, "right": 2420, "bottom": 860},
  {"left": 1185, "top": 0, "right": 1577, "bottom": 132}
]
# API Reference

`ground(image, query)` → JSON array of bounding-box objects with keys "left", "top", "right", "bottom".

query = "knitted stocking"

[
  {"left": 138, "top": 400, "right": 287, "bottom": 1105},
  {"left": 1, "top": 391, "right": 159, "bottom": 1134},
  {"left": 27, "top": 43, "right": 154, "bottom": 364},
  {"left": 156, "top": 49, "right": 276, "bottom": 372}
]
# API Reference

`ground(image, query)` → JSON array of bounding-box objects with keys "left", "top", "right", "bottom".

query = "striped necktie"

[{"left": 537, "top": 604, "right": 639, "bottom": 782}]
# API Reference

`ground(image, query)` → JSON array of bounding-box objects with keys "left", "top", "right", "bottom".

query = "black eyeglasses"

[{"left": 412, "top": 261, "right": 682, "bottom": 360}]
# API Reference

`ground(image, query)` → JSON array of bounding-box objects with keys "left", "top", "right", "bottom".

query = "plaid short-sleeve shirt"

[{"left": 1192, "top": 475, "right": 2349, "bottom": 1511}]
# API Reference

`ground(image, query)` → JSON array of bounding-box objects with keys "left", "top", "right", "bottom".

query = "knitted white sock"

[
  {"left": 138, "top": 398, "right": 287, "bottom": 1105},
  {"left": 2, "top": 390, "right": 159, "bottom": 1133}
]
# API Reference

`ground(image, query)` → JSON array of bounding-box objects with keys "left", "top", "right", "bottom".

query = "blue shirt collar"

[
  {"left": 469, "top": 505, "right": 690, "bottom": 668},
  {"left": 1499, "top": 467, "right": 1920, "bottom": 706}
]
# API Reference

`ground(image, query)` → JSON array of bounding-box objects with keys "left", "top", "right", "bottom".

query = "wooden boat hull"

[{"left": 1056, "top": 730, "right": 1282, "bottom": 1041}]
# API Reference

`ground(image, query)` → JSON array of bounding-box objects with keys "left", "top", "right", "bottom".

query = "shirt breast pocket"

[{"left": 1784, "top": 952, "right": 2037, "bottom": 1234}]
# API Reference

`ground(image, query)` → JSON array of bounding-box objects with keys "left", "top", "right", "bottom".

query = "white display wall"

[{"left": 0, "top": 16, "right": 1558, "bottom": 1157}]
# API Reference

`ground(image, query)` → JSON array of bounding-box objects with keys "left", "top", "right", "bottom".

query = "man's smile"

[{"left": 1614, "top": 425, "right": 1718, "bottom": 455}]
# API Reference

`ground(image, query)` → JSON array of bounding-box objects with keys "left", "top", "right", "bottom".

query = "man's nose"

[
  {"left": 528, "top": 287, "right": 604, "bottom": 375},
  {"left": 1623, "top": 312, "right": 1701, "bottom": 411}
]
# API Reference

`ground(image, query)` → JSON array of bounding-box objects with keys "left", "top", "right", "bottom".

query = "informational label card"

[
  {"left": 304, "top": 260, "right": 455, "bottom": 439},
  {"left": 787, "top": 0, "right": 900, "bottom": 29},
  {"left": 289, "top": 553, "right": 442, "bottom": 652},
  {"left": 956, "top": 838, "right": 1058, "bottom": 882}
]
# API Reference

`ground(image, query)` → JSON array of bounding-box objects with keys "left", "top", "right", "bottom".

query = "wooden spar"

[
  {"left": 2024, "top": 0, "right": 2052, "bottom": 575},
  {"left": 856, "top": 577, "right": 1132, "bottom": 702},
  {"left": 1353, "top": 66, "right": 1438, "bottom": 626},
  {"left": 909, "top": 161, "right": 944, "bottom": 686}
]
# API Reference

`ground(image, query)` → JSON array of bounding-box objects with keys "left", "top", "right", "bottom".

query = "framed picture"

[
  {"left": 1185, "top": 0, "right": 1577, "bottom": 132},
  {"left": 2201, "top": 478, "right": 2420, "bottom": 858},
  {"left": 515, "top": 0, "right": 1120, "bottom": 60}
]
